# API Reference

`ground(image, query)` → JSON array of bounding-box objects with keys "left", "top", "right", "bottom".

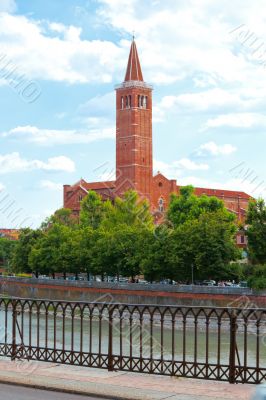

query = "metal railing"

[{"left": 0, "top": 297, "right": 265, "bottom": 384}]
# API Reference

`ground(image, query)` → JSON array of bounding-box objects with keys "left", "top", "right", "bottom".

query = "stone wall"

[{"left": 0, "top": 277, "right": 265, "bottom": 308}]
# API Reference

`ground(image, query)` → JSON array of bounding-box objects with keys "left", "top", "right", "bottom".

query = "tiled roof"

[
  {"left": 193, "top": 187, "right": 251, "bottom": 200},
  {"left": 81, "top": 181, "right": 116, "bottom": 190}
]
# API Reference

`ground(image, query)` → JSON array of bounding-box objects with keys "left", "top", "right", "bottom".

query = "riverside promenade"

[{"left": 0, "top": 360, "right": 255, "bottom": 400}]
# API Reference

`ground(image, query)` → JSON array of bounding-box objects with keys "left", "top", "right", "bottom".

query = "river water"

[{"left": 1, "top": 309, "right": 265, "bottom": 369}]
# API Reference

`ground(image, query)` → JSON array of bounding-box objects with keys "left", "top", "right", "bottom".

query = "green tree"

[
  {"left": 114, "top": 226, "right": 145, "bottom": 280},
  {"left": 89, "top": 229, "right": 121, "bottom": 279},
  {"left": 168, "top": 185, "right": 234, "bottom": 227},
  {"left": 164, "top": 186, "right": 239, "bottom": 282},
  {"left": 0, "top": 237, "right": 17, "bottom": 270},
  {"left": 247, "top": 264, "right": 266, "bottom": 290},
  {"left": 167, "top": 211, "right": 240, "bottom": 282},
  {"left": 11, "top": 228, "right": 44, "bottom": 274},
  {"left": 89, "top": 225, "right": 148, "bottom": 281},
  {"left": 80, "top": 191, "right": 112, "bottom": 229},
  {"left": 41, "top": 208, "right": 76, "bottom": 230},
  {"left": 78, "top": 227, "right": 95, "bottom": 279},
  {"left": 246, "top": 198, "right": 266, "bottom": 264},
  {"left": 29, "top": 224, "right": 82, "bottom": 278},
  {"left": 141, "top": 226, "right": 175, "bottom": 282},
  {"left": 102, "top": 190, "right": 153, "bottom": 230}
]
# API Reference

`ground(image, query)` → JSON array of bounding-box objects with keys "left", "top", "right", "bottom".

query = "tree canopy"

[
  {"left": 6, "top": 187, "right": 253, "bottom": 284},
  {"left": 167, "top": 185, "right": 235, "bottom": 227},
  {"left": 0, "top": 237, "right": 17, "bottom": 268},
  {"left": 246, "top": 198, "right": 266, "bottom": 264}
]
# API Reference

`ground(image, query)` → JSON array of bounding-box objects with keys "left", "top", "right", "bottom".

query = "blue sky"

[{"left": 0, "top": 0, "right": 265, "bottom": 228}]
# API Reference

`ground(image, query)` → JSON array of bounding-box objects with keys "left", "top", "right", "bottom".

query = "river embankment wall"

[{"left": 0, "top": 277, "right": 265, "bottom": 307}]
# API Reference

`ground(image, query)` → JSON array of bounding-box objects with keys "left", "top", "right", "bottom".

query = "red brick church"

[{"left": 64, "top": 39, "right": 251, "bottom": 225}]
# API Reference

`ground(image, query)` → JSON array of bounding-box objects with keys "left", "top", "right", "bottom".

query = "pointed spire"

[{"left": 124, "top": 38, "right": 144, "bottom": 82}]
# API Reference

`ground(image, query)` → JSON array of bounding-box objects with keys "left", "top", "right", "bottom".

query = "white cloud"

[
  {"left": 0, "top": 13, "right": 123, "bottom": 84},
  {"left": 203, "top": 113, "right": 266, "bottom": 130},
  {"left": 77, "top": 92, "right": 115, "bottom": 127},
  {"left": 1, "top": 0, "right": 266, "bottom": 89},
  {"left": 175, "top": 158, "right": 209, "bottom": 170},
  {"left": 0, "top": 182, "right": 5, "bottom": 191},
  {"left": 0, "top": 152, "right": 75, "bottom": 174},
  {"left": 154, "top": 157, "right": 209, "bottom": 178},
  {"left": 2, "top": 125, "right": 115, "bottom": 145},
  {"left": 0, "top": 0, "right": 16, "bottom": 12},
  {"left": 40, "top": 180, "right": 62, "bottom": 191},
  {"left": 157, "top": 88, "right": 247, "bottom": 113},
  {"left": 97, "top": 0, "right": 266, "bottom": 86},
  {"left": 154, "top": 85, "right": 265, "bottom": 122},
  {"left": 196, "top": 141, "right": 237, "bottom": 156}
]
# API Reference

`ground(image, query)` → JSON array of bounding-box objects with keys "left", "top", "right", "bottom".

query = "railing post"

[
  {"left": 108, "top": 307, "right": 114, "bottom": 371},
  {"left": 11, "top": 300, "right": 17, "bottom": 361},
  {"left": 229, "top": 310, "right": 237, "bottom": 384}
]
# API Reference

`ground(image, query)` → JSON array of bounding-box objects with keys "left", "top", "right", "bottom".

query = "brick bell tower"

[{"left": 115, "top": 38, "right": 153, "bottom": 202}]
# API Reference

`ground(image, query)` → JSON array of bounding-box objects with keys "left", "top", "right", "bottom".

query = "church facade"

[{"left": 63, "top": 39, "right": 251, "bottom": 224}]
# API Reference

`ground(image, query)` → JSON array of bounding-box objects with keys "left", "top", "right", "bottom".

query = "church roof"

[
  {"left": 80, "top": 181, "right": 116, "bottom": 190},
  {"left": 124, "top": 39, "right": 144, "bottom": 82},
  {"left": 194, "top": 187, "right": 251, "bottom": 200}
]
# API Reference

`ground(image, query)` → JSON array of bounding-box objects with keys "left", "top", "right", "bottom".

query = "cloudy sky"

[{"left": 0, "top": 0, "right": 265, "bottom": 228}]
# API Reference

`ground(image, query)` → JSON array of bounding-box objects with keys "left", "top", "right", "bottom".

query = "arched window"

[
  {"left": 121, "top": 97, "right": 124, "bottom": 109},
  {"left": 138, "top": 95, "right": 141, "bottom": 107},
  {"left": 141, "top": 96, "right": 144, "bottom": 107},
  {"left": 126, "top": 96, "right": 128, "bottom": 108},
  {"left": 78, "top": 194, "right": 83, "bottom": 202},
  {"left": 158, "top": 197, "right": 164, "bottom": 212},
  {"left": 128, "top": 95, "right": 131, "bottom": 108}
]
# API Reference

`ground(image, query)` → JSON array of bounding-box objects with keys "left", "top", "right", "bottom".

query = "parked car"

[
  {"left": 202, "top": 280, "right": 216, "bottom": 286},
  {"left": 138, "top": 279, "right": 149, "bottom": 284},
  {"left": 38, "top": 275, "right": 50, "bottom": 280}
]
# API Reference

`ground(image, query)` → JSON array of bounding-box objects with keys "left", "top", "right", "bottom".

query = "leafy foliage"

[
  {"left": 168, "top": 185, "right": 235, "bottom": 227},
  {"left": 247, "top": 264, "right": 266, "bottom": 290},
  {"left": 11, "top": 228, "right": 44, "bottom": 273},
  {"left": 6, "top": 187, "right": 250, "bottom": 284},
  {"left": 246, "top": 198, "right": 266, "bottom": 264},
  {"left": 0, "top": 237, "right": 17, "bottom": 268},
  {"left": 80, "top": 191, "right": 111, "bottom": 229}
]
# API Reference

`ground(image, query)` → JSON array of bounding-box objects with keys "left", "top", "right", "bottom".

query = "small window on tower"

[
  {"left": 141, "top": 96, "right": 144, "bottom": 107},
  {"left": 126, "top": 96, "right": 129, "bottom": 108},
  {"left": 121, "top": 97, "right": 124, "bottom": 109},
  {"left": 78, "top": 194, "right": 83, "bottom": 202},
  {"left": 158, "top": 182, "right": 162, "bottom": 187},
  {"left": 143, "top": 96, "right": 147, "bottom": 109},
  {"left": 129, "top": 95, "right": 131, "bottom": 108},
  {"left": 138, "top": 95, "right": 141, "bottom": 107}
]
